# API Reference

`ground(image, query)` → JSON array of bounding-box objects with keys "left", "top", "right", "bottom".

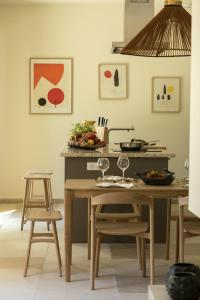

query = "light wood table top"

[{"left": 65, "top": 179, "right": 188, "bottom": 198}]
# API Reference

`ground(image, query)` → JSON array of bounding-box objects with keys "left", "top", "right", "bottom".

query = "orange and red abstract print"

[
  {"left": 30, "top": 58, "right": 73, "bottom": 114},
  {"left": 34, "top": 64, "right": 64, "bottom": 88}
]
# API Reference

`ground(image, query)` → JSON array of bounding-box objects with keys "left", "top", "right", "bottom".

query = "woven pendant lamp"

[{"left": 120, "top": 0, "right": 191, "bottom": 57}]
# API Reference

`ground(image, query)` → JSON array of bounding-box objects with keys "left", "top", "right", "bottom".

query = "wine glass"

[
  {"left": 97, "top": 158, "right": 109, "bottom": 179},
  {"left": 117, "top": 157, "right": 130, "bottom": 180}
]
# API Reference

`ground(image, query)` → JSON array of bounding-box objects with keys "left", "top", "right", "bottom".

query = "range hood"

[{"left": 112, "top": 0, "right": 154, "bottom": 54}]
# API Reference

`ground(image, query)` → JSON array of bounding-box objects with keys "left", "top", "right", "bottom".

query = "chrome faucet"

[{"left": 107, "top": 126, "right": 135, "bottom": 143}]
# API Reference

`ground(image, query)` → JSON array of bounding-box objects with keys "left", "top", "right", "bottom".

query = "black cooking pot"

[
  {"left": 120, "top": 141, "right": 142, "bottom": 151},
  {"left": 120, "top": 139, "right": 159, "bottom": 151}
]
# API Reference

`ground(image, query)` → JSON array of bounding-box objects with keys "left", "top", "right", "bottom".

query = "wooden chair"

[
  {"left": 90, "top": 192, "right": 154, "bottom": 290},
  {"left": 179, "top": 196, "right": 200, "bottom": 262},
  {"left": 166, "top": 198, "right": 197, "bottom": 262},
  {"left": 24, "top": 210, "right": 62, "bottom": 277},
  {"left": 21, "top": 171, "right": 53, "bottom": 231},
  {"left": 87, "top": 200, "right": 142, "bottom": 264}
]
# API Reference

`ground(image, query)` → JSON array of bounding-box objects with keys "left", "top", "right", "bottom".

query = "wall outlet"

[{"left": 87, "top": 162, "right": 99, "bottom": 171}]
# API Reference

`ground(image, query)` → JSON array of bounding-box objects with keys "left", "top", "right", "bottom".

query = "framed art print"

[
  {"left": 30, "top": 58, "right": 73, "bottom": 114},
  {"left": 152, "top": 77, "right": 180, "bottom": 113},
  {"left": 98, "top": 63, "right": 128, "bottom": 99}
]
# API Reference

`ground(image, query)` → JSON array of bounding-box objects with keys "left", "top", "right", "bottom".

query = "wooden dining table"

[{"left": 64, "top": 179, "right": 188, "bottom": 283}]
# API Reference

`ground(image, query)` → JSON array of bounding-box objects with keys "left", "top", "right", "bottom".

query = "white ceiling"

[{"left": 0, "top": 0, "right": 123, "bottom": 3}]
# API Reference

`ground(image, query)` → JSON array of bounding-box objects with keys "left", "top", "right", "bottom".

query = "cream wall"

[
  {"left": 189, "top": 0, "right": 200, "bottom": 217},
  {"left": 0, "top": 2, "right": 190, "bottom": 199}
]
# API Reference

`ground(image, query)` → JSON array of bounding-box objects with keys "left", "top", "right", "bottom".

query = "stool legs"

[
  {"left": 44, "top": 179, "right": 50, "bottom": 231},
  {"left": 21, "top": 180, "right": 31, "bottom": 231},
  {"left": 47, "top": 180, "right": 53, "bottom": 211},
  {"left": 52, "top": 221, "right": 62, "bottom": 277},
  {"left": 24, "top": 220, "right": 62, "bottom": 277},
  {"left": 21, "top": 177, "right": 53, "bottom": 231},
  {"left": 24, "top": 221, "right": 35, "bottom": 277}
]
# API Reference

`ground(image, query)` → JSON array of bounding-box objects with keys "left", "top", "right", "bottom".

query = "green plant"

[{"left": 71, "top": 121, "right": 95, "bottom": 136}]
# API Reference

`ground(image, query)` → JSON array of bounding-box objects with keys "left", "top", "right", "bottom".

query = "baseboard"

[{"left": 0, "top": 198, "right": 64, "bottom": 204}]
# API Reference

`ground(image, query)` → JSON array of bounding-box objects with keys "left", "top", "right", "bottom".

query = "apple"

[
  {"left": 85, "top": 132, "right": 96, "bottom": 140},
  {"left": 87, "top": 139, "right": 94, "bottom": 145}
]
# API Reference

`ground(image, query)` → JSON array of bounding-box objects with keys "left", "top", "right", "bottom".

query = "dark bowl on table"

[{"left": 137, "top": 169, "right": 175, "bottom": 186}]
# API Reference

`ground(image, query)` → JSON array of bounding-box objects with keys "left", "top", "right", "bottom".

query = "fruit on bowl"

[
  {"left": 137, "top": 169, "right": 175, "bottom": 186},
  {"left": 68, "top": 121, "right": 105, "bottom": 149}
]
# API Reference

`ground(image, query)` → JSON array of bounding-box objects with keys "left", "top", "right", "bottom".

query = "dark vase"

[
  {"left": 166, "top": 272, "right": 200, "bottom": 300},
  {"left": 166, "top": 263, "right": 200, "bottom": 282}
]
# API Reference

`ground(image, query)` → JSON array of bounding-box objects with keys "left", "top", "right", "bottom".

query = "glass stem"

[
  {"left": 102, "top": 170, "right": 105, "bottom": 179},
  {"left": 122, "top": 169, "right": 125, "bottom": 180}
]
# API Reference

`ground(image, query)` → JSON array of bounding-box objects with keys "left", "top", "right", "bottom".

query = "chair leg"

[
  {"left": 165, "top": 198, "right": 171, "bottom": 260},
  {"left": 90, "top": 206, "right": 96, "bottom": 290},
  {"left": 87, "top": 198, "right": 91, "bottom": 260},
  {"left": 136, "top": 236, "right": 142, "bottom": 270},
  {"left": 179, "top": 206, "right": 185, "bottom": 263},
  {"left": 95, "top": 236, "right": 101, "bottom": 277},
  {"left": 141, "top": 238, "right": 146, "bottom": 277},
  {"left": 175, "top": 219, "right": 179, "bottom": 263},
  {"left": 24, "top": 221, "right": 34, "bottom": 277},
  {"left": 52, "top": 221, "right": 62, "bottom": 277}
]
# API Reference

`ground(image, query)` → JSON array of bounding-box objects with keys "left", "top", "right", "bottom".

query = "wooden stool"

[
  {"left": 24, "top": 210, "right": 62, "bottom": 277},
  {"left": 21, "top": 172, "right": 53, "bottom": 231}
]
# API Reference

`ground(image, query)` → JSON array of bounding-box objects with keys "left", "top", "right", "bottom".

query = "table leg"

[
  {"left": 165, "top": 198, "right": 171, "bottom": 260},
  {"left": 64, "top": 190, "right": 72, "bottom": 282},
  {"left": 150, "top": 201, "right": 155, "bottom": 285},
  {"left": 87, "top": 198, "right": 91, "bottom": 260}
]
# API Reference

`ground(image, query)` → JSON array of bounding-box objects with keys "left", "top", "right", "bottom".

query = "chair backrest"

[{"left": 91, "top": 192, "right": 153, "bottom": 207}]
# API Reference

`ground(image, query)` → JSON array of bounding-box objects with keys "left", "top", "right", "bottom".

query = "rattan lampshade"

[{"left": 120, "top": 0, "right": 191, "bottom": 57}]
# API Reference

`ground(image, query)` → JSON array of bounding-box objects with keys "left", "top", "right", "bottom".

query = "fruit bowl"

[
  {"left": 137, "top": 169, "right": 175, "bottom": 186},
  {"left": 68, "top": 120, "right": 106, "bottom": 150},
  {"left": 68, "top": 140, "right": 105, "bottom": 150}
]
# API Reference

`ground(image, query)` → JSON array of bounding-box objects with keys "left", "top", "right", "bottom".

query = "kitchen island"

[{"left": 60, "top": 144, "right": 175, "bottom": 243}]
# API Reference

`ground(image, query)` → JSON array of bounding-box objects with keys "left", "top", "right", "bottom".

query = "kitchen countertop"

[{"left": 60, "top": 143, "right": 175, "bottom": 158}]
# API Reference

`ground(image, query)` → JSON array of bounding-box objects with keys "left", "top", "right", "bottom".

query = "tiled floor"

[{"left": 0, "top": 203, "right": 200, "bottom": 300}]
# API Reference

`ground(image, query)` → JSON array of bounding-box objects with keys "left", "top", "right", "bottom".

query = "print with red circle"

[
  {"left": 104, "top": 70, "right": 112, "bottom": 78},
  {"left": 48, "top": 88, "right": 64, "bottom": 107}
]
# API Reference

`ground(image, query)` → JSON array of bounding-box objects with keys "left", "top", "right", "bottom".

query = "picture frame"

[
  {"left": 98, "top": 63, "right": 128, "bottom": 99},
  {"left": 30, "top": 58, "right": 73, "bottom": 114},
  {"left": 152, "top": 76, "right": 181, "bottom": 113}
]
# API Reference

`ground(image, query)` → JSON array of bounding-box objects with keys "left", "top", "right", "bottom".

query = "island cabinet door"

[{"left": 65, "top": 157, "right": 169, "bottom": 243}]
